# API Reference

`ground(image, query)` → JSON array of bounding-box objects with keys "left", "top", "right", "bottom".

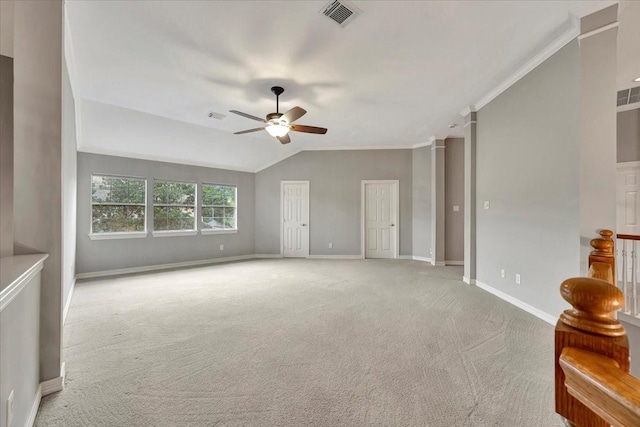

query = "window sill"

[
  {"left": 200, "top": 229, "right": 238, "bottom": 235},
  {"left": 152, "top": 230, "right": 198, "bottom": 238},
  {"left": 89, "top": 232, "right": 148, "bottom": 241}
]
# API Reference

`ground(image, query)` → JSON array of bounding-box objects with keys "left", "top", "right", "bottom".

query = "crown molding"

[
  {"left": 472, "top": 21, "right": 579, "bottom": 112},
  {"left": 577, "top": 21, "right": 619, "bottom": 41},
  {"left": 412, "top": 141, "right": 432, "bottom": 148}
]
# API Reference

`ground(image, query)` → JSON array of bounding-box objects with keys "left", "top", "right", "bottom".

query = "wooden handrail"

[
  {"left": 617, "top": 233, "right": 640, "bottom": 241},
  {"left": 560, "top": 347, "right": 640, "bottom": 427}
]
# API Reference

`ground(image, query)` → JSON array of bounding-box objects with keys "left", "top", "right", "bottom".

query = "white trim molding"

[
  {"left": 618, "top": 312, "right": 640, "bottom": 329},
  {"left": 618, "top": 103, "right": 640, "bottom": 113},
  {"left": 41, "top": 362, "right": 66, "bottom": 396},
  {"left": 462, "top": 276, "right": 476, "bottom": 285},
  {"left": 399, "top": 255, "right": 434, "bottom": 263},
  {"left": 473, "top": 23, "right": 579, "bottom": 112},
  {"left": 200, "top": 229, "right": 238, "bottom": 235},
  {"left": 475, "top": 280, "right": 557, "bottom": 325},
  {"left": 63, "top": 278, "right": 76, "bottom": 324},
  {"left": 577, "top": 21, "right": 619, "bottom": 41},
  {"left": 617, "top": 160, "right": 640, "bottom": 171},
  {"left": 0, "top": 254, "right": 49, "bottom": 312},
  {"left": 26, "top": 384, "right": 42, "bottom": 427},
  {"left": 307, "top": 255, "right": 362, "bottom": 260},
  {"left": 445, "top": 260, "right": 464, "bottom": 266},
  {"left": 152, "top": 230, "right": 198, "bottom": 238},
  {"left": 254, "top": 254, "right": 283, "bottom": 259},
  {"left": 75, "top": 255, "right": 257, "bottom": 280},
  {"left": 431, "top": 261, "right": 446, "bottom": 267},
  {"left": 89, "top": 231, "right": 147, "bottom": 240}
]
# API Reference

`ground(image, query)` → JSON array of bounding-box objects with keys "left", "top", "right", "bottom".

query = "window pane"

[
  {"left": 212, "top": 218, "right": 225, "bottom": 229},
  {"left": 202, "top": 184, "right": 236, "bottom": 207},
  {"left": 152, "top": 181, "right": 196, "bottom": 232},
  {"left": 202, "top": 217, "right": 214, "bottom": 229},
  {"left": 224, "top": 208, "right": 236, "bottom": 229},
  {"left": 91, "top": 175, "right": 146, "bottom": 234}
]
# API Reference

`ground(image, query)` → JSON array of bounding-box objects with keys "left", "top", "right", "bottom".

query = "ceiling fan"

[{"left": 229, "top": 86, "right": 328, "bottom": 144}]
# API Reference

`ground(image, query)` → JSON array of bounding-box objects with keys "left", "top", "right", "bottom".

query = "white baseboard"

[
  {"left": 475, "top": 280, "right": 556, "bottom": 325},
  {"left": 307, "top": 255, "right": 362, "bottom": 260},
  {"left": 63, "top": 278, "right": 75, "bottom": 325},
  {"left": 41, "top": 362, "right": 65, "bottom": 396},
  {"left": 431, "top": 261, "right": 446, "bottom": 267},
  {"left": 399, "top": 256, "right": 434, "bottom": 263},
  {"left": 462, "top": 276, "right": 476, "bottom": 285},
  {"left": 254, "top": 254, "right": 282, "bottom": 259},
  {"left": 446, "top": 260, "right": 464, "bottom": 266},
  {"left": 75, "top": 255, "right": 257, "bottom": 280},
  {"left": 26, "top": 384, "right": 42, "bottom": 427}
]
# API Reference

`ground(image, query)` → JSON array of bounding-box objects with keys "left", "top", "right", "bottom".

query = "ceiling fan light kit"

[{"left": 230, "top": 86, "right": 327, "bottom": 145}]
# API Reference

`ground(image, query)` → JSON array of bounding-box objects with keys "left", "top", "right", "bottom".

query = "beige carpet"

[{"left": 36, "top": 259, "right": 562, "bottom": 426}]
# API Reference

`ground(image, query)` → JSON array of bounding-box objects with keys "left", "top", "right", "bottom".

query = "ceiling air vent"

[
  {"left": 618, "top": 86, "right": 640, "bottom": 107},
  {"left": 321, "top": 0, "right": 362, "bottom": 27}
]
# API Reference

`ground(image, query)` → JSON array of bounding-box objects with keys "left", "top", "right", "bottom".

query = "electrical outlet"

[
  {"left": 219, "top": 244, "right": 224, "bottom": 251},
  {"left": 501, "top": 269, "right": 506, "bottom": 279},
  {"left": 483, "top": 201, "right": 490, "bottom": 210},
  {"left": 515, "top": 274, "right": 521, "bottom": 285},
  {"left": 329, "top": 243, "right": 333, "bottom": 249},
  {"left": 7, "top": 389, "right": 14, "bottom": 426},
  {"left": 453, "top": 205, "right": 460, "bottom": 212},
  {"left": 429, "top": 248, "right": 433, "bottom": 255}
]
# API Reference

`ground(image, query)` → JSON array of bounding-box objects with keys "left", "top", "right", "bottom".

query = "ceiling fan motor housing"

[{"left": 266, "top": 112, "right": 285, "bottom": 123}]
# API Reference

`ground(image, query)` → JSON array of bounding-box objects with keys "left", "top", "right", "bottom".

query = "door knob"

[
  {"left": 302, "top": 224, "right": 307, "bottom": 226},
  {"left": 390, "top": 224, "right": 395, "bottom": 227}
]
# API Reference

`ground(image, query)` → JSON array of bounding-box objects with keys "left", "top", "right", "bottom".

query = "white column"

[
  {"left": 431, "top": 138, "right": 445, "bottom": 266},
  {"left": 462, "top": 109, "right": 476, "bottom": 284}
]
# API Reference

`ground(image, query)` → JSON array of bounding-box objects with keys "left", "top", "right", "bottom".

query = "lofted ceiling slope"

[{"left": 66, "top": 0, "right": 623, "bottom": 172}]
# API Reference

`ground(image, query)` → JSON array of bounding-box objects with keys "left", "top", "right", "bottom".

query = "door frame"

[
  {"left": 361, "top": 180, "right": 400, "bottom": 259},
  {"left": 280, "top": 180, "right": 310, "bottom": 258}
]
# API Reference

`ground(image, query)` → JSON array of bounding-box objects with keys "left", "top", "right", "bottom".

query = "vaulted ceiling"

[{"left": 65, "top": 0, "right": 634, "bottom": 172}]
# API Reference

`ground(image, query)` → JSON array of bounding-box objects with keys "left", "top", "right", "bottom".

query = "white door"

[
  {"left": 282, "top": 181, "right": 309, "bottom": 258},
  {"left": 617, "top": 164, "right": 640, "bottom": 281},
  {"left": 363, "top": 181, "right": 398, "bottom": 259}
]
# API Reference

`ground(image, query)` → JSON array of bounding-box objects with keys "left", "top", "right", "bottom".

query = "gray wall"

[
  {"left": 618, "top": 109, "right": 640, "bottom": 163},
  {"left": 475, "top": 41, "right": 580, "bottom": 318},
  {"left": 0, "top": 55, "right": 12, "bottom": 258},
  {"left": 76, "top": 153, "right": 256, "bottom": 274},
  {"left": 0, "top": 269, "right": 41, "bottom": 427},
  {"left": 445, "top": 138, "right": 464, "bottom": 263},
  {"left": 62, "top": 61, "right": 77, "bottom": 311},
  {"left": 255, "top": 150, "right": 413, "bottom": 256},
  {"left": 13, "top": 0, "right": 63, "bottom": 382},
  {"left": 412, "top": 146, "right": 431, "bottom": 259}
]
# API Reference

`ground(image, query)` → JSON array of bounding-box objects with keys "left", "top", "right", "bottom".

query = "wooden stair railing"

[
  {"left": 588, "top": 229, "right": 615, "bottom": 285},
  {"left": 616, "top": 233, "right": 639, "bottom": 317},
  {"left": 555, "top": 229, "right": 640, "bottom": 426}
]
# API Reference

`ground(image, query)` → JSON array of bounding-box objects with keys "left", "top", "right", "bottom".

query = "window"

[
  {"left": 91, "top": 175, "right": 146, "bottom": 234},
  {"left": 153, "top": 180, "right": 196, "bottom": 232},
  {"left": 202, "top": 184, "right": 237, "bottom": 231}
]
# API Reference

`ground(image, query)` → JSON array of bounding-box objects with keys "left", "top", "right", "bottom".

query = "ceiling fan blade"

[
  {"left": 281, "top": 106, "right": 306, "bottom": 124},
  {"left": 229, "top": 110, "right": 266, "bottom": 123},
  {"left": 290, "top": 124, "right": 328, "bottom": 134},
  {"left": 277, "top": 134, "right": 291, "bottom": 144},
  {"left": 233, "top": 127, "right": 266, "bottom": 135}
]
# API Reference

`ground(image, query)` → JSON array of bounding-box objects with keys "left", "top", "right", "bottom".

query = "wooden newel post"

[
  {"left": 588, "top": 229, "right": 615, "bottom": 285},
  {"left": 555, "top": 277, "right": 629, "bottom": 426}
]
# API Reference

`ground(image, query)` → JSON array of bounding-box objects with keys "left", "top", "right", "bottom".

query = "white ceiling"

[{"left": 65, "top": 0, "right": 634, "bottom": 172}]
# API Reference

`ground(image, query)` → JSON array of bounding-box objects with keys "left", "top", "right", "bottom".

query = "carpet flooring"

[{"left": 35, "top": 259, "right": 562, "bottom": 426}]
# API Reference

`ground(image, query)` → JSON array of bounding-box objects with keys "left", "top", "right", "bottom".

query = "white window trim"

[
  {"left": 91, "top": 174, "right": 147, "bottom": 236},
  {"left": 152, "top": 230, "right": 198, "bottom": 238},
  {"left": 201, "top": 182, "right": 238, "bottom": 232},
  {"left": 153, "top": 179, "right": 198, "bottom": 234},
  {"left": 89, "top": 231, "right": 148, "bottom": 241},
  {"left": 200, "top": 229, "right": 238, "bottom": 235}
]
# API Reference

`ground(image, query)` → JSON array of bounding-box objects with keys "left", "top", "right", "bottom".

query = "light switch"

[
  {"left": 483, "top": 201, "right": 490, "bottom": 210},
  {"left": 453, "top": 205, "right": 460, "bottom": 212}
]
